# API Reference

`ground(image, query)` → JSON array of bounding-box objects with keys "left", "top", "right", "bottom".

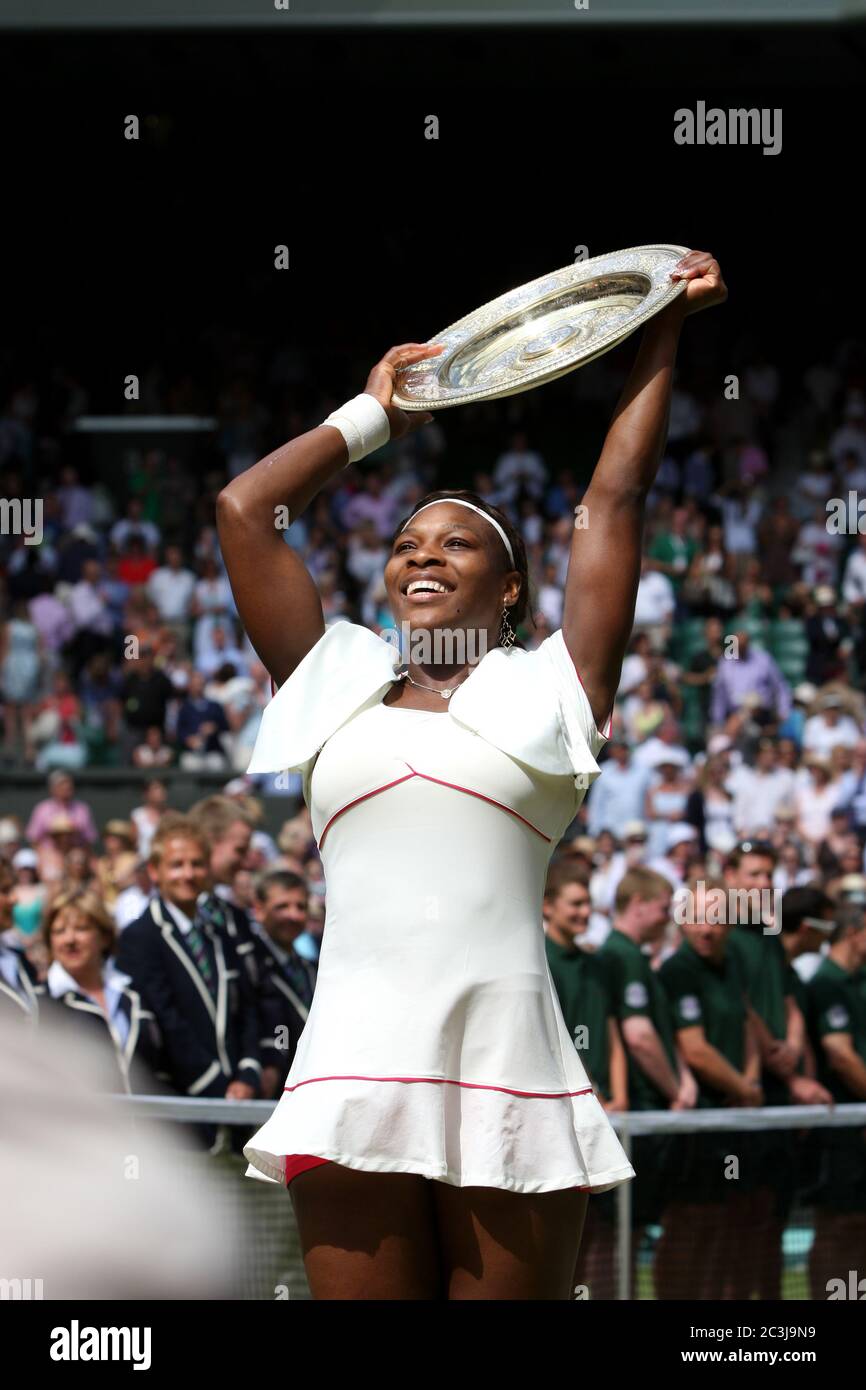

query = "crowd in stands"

[{"left": 2, "top": 330, "right": 866, "bottom": 1295}]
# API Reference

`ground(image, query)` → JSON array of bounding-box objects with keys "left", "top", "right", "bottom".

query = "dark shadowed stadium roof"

[{"left": 2, "top": 0, "right": 866, "bottom": 28}]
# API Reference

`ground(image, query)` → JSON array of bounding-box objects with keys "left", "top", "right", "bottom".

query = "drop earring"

[{"left": 499, "top": 606, "right": 516, "bottom": 649}]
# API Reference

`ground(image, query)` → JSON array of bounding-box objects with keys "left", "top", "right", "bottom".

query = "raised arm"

[
  {"left": 215, "top": 343, "right": 439, "bottom": 687},
  {"left": 561, "top": 251, "right": 727, "bottom": 729}
]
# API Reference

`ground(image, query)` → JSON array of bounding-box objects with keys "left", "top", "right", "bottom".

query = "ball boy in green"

[
  {"left": 656, "top": 876, "right": 763, "bottom": 1300},
  {"left": 543, "top": 859, "right": 627, "bottom": 1301},
  {"left": 543, "top": 862, "right": 626, "bottom": 1107},
  {"left": 805, "top": 904, "right": 866, "bottom": 1298},
  {"left": 598, "top": 866, "right": 695, "bottom": 1262}
]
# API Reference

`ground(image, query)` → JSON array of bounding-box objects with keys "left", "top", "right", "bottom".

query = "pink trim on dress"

[{"left": 318, "top": 766, "right": 552, "bottom": 849}]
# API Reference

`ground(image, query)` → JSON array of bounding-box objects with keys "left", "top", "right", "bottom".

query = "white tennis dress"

[{"left": 242, "top": 620, "right": 635, "bottom": 1195}]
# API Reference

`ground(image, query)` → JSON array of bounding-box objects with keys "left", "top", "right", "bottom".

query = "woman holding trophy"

[{"left": 217, "top": 247, "right": 727, "bottom": 1299}]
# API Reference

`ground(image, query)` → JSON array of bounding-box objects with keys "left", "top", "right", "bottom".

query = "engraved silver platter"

[{"left": 392, "top": 244, "right": 691, "bottom": 411}]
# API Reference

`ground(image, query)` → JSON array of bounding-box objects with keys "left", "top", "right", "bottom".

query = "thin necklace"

[{"left": 399, "top": 668, "right": 471, "bottom": 700}]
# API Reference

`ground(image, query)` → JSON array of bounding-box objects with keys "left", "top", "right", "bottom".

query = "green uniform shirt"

[
  {"left": 726, "top": 925, "right": 788, "bottom": 1039},
  {"left": 545, "top": 936, "right": 614, "bottom": 1099},
  {"left": 726, "top": 923, "right": 794, "bottom": 1105},
  {"left": 599, "top": 928, "right": 677, "bottom": 1111},
  {"left": 659, "top": 939, "right": 748, "bottom": 1108},
  {"left": 807, "top": 957, "right": 866, "bottom": 1104},
  {"left": 648, "top": 532, "right": 697, "bottom": 592},
  {"left": 786, "top": 961, "right": 808, "bottom": 1018}
]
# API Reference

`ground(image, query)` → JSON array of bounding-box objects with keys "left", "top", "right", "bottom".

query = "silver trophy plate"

[{"left": 392, "top": 244, "right": 690, "bottom": 411}]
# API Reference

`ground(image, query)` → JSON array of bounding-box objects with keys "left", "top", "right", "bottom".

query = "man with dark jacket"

[
  {"left": 252, "top": 871, "right": 317, "bottom": 1097},
  {"left": 115, "top": 813, "right": 262, "bottom": 1110}
]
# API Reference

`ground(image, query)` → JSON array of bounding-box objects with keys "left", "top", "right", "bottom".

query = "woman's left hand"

[{"left": 669, "top": 249, "right": 728, "bottom": 316}]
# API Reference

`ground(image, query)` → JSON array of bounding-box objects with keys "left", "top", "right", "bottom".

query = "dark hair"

[
  {"left": 780, "top": 885, "right": 833, "bottom": 935},
  {"left": 255, "top": 869, "right": 307, "bottom": 903},
  {"left": 726, "top": 839, "right": 777, "bottom": 869},
  {"left": 544, "top": 862, "right": 591, "bottom": 901},
  {"left": 391, "top": 489, "right": 535, "bottom": 644}
]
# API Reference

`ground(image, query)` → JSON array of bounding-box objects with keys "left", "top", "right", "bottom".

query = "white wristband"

[{"left": 321, "top": 393, "right": 391, "bottom": 466}]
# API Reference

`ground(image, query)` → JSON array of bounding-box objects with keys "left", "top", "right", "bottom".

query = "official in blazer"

[
  {"left": 0, "top": 940, "right": 45, "bottom": 1023},
  {"left": 188, "top": 794, "right": 261, "bottom": 993},
  {"left": 115, "top": 813, "right": 262, "bottom": 1101},
  {"left": 0, "top": 858, "right": 46, "bottom": 1024},
  {"left": 252, "top": 870, "right": 318, "bottom": 1097},
  {"left": 40, "top": 887, "right": 166, "bottom": 1094}
]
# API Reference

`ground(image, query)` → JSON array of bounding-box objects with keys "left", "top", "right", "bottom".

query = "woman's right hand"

[{"left": 364, "top": 342, "right": 445, "bottom": 441}]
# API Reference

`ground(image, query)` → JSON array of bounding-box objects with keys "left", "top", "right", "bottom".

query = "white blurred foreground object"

[{"left": 0, "top": 1013, "right": 239, "bottom": 1299}]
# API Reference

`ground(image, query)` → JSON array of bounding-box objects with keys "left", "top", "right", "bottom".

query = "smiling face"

[
  {"left": 151, "top": 834, "right": 210, "bottom": 914},
  {"left": 546, "top": 879, "right": 591, "bottom": 942},
  {"left": 261, "top": 882, "right": 308, "bottom": 947},
  {"left": 50, "top": 906, "right": 108, "bottom": 980},
  {"left": 682, "top": 885, "right": 730, "bottom": 963},
  {"left": 384, "top": 501, "right": 521, "bottom": 652}
]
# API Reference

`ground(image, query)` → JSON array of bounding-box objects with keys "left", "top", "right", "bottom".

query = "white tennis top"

[{"left": 243, "top": 620, "right": 634, "bottom": 1195}]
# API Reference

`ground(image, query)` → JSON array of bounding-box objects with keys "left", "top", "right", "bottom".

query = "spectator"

[
  {"left": 492, "top": 430, "right": 548, "bottom": 505},
  {"left": 131, "top": 779, "right": 169, "bottom": 859},
  {"left": 0, "top": 598, "right": 42, "bottom": 760},
  {"left": 8, "top": 849, "right": 47, "bottom": 946},
  {"left": 802, "top": 694, "right": 862, "bottom": 756},
  {"left": 110, "top": 498, "right": 161, "bottom": 554},
  {"left": 42, "top": 887, "right": 165, "bottom": 1094},
  {"left": 841, "top": 532, "right": 866, "bottom": 608},
  {"left": 805, "top": 588, "right": 852, "bottom": 685},
  {"left": 176, "top": 672, "right": 229, "bottom": 769},
  {"left": 78, "top": 651, "right": 123, "bottom": 760},
  {"left": 147, "top": 544, "right": 197, "bottom": 634},
  {"left": 66, "top": 558, "right": 113, "bottom": 677},
  {"left": 729, "top": 737, "right": 796, "bottom": 837},
  {"left": 648, "top": 506, "right": 697, "bottom": 594},
  {"left": 132, "top": 725, "right": 175, "bottom": 769},
  {"left": 0, "top": 856, "right": 45, "bottom": 1022},
  {"left": 187, "top": 795, "right": 258, "bottom": 987},
  {"left": 29, "top": 669, "right": 86, "bottom": 770},
  {"left": 684, "top": 752, "right": 736, "bottom": 853},
  {"left": 26, "top": 771, "right": 97, "bottom": 849},
  {"left": 795, "top": 755, "right": 845, "bottom": 846},
  {"left": 632, "top": 557, "right": 675, "bottom": 645},
  {"left": 648, "top": 823, "right": 701, "bottom": 890},
  {"left": 586, "top": 740, "right": 651, "bottom": 839},
  {"left": 117, "top": 533, "right": 157, "bottom": 588},
  {"left": 121, "top": 646, "right": 177, "bottom": 748},
  {"left": 710, "top": 629, "right": 792, "bottom": 725},
  {"left": 253, "top": 870, "right": 318, "bottom": 1098},
  {"left": 113, "top": 859, "right": 153, "bottom": 932},
  {"left": 793, "top": 505, "right": 845, "bottom": 590},
  {"left": 115, "top": 815, "right": 262, "bottom": 1112},
  {"left": 643, "top": 749, "right": 692, "bottom": 859},
  {"left": 94, "top": 820, "right": 140, "bottom": 910},
  {"left": 196, "top": 623, "right": 248, "bottom": 681}
]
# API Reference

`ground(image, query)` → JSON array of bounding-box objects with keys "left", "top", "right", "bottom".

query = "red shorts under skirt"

[
  {"left": 282, "top": 1153, "right": 589, "bottom": 1191},
  {"left": 284, "top": 1154, "right": 332, "bottom": 1185}
]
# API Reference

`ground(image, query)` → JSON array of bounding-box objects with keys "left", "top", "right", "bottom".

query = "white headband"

[{"left": 399, "top": 498, "right": 515, "bottom": 567}]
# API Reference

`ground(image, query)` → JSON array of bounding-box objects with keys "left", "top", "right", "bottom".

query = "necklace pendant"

[{"left": 441, "top": 689, "right": 452, "bottom": 699}]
